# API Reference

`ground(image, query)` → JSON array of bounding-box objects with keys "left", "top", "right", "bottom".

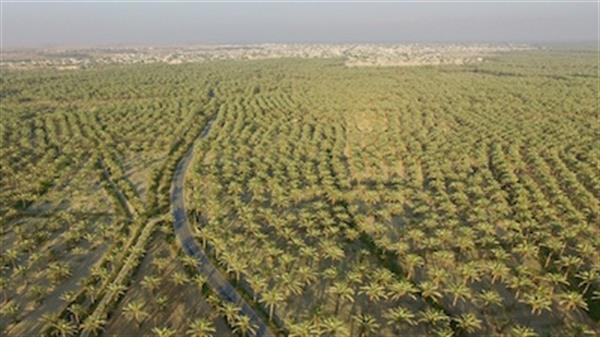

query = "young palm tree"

[
  {"left": 123, "top": 300, "right": 149, "bottom": 327},
  {"left": 186, "top": 318, "right": 216, "bottom": 337},
  {"left": 48, "top": 262, "right": 72, "bottom": 284},
  {"left": 219, "top": 302, "right": 240, "bottom": 324},
  {"left": 67, "top": 304, "right": 85, "bottom": 324},
  {"left": 141, "top": 275, "right": 161, "bottom": 294},
  {"left": 1, "top": 301, "right": 20, "bottom": 323},
  {"left": 39, "top": 312, "right": 58, "bottom": 332},
  {"left": 107, "top": 283, "right": 127, "bottom": 298},
  {"left": 155, "top": 295, "right": 168, "bottom": 310},
  {"left": 172, "top": 271, "right": 190, "bottom": 286},
  {"left": 181, "top": 255, "right": 199, "bottom": 270},
  {"left": 80, "top": 315, "right": 106, "bottom": 337},
  {"left": 152, "top": 327, "right": 176, "bottom": 337},
  {"left": 192, "top": 274, "right": 207, "bottom": 291},
  {"left": 51, "top": 318, "right": 77, "bottom": 337},
  {"left": 232, "top": 315, "right": 257, "bottom": 337}
]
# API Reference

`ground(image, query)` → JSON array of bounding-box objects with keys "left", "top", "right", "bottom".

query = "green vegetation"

[{"left": 1, "top": 48, "right": 599, "bottom": 337}]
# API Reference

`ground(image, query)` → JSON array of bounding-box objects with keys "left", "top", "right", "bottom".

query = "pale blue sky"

[{"left": 2, "top": 2, "right": 598, "bottom": 48}]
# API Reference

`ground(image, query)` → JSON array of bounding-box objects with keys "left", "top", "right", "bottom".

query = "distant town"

[{"left": 1, "top": 43, "right": 532, "bottom": 70}]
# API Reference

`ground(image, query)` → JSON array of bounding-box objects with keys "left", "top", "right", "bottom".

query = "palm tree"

[
  {"left": 458, "top": 262, "right": 481, "bottom": 285},
  {"left": 476, "top": 289, "right": 503, "bottom": 314},
  {"left": 327, "top": 281, "right": 355, "bottom": 314},
  {"left": 172, "top": 271, "right": 190, "bottom": 286},
  {"left": 558, "top": 255, "right": 583, "bottom": 278},
  {"left": 48, "top": 262, "right": 72, "bottom": 284},
  {"left": 181, "top": 255, "right": 199, "bottom": 270},
  {"left": 387, "top": 279, "right": 418, "bottom": 301},
  {"left": 40, "top": 312, "right": 61, "bottom": 333},
  {"left": 288, "top": 320, "right": 319, "bottom": 337},
  {"left": 575, "top": 269, "right": 599, "bottom": 294},
  {"left": 445, "top": 281, "right": 472, "bottom": 307},
  {"left": 85, "top": 284, "right": 100, "bottom": 304},
  {"left": 296, "top": 265, "right": 318, "bottom": 287},
  {"left": 279, "top": 272, "right": 303, "bottom": 297},
  {"left": 186, "top": 318, "right": 216, "bottom": 337},
  {"left": 1, "top": 300, "right": 19, "bottom": 324},
  {"left": 320, "top": 317, "right": 349, "bottom": 337},
  {"left": 68, "top": 304, "right": 85, "bottom": 324},
  {"left": 192, "top": 274, "right": 207, "bottom": 291},
  {"left": 557, "top": 291, "right": 588, "bottom": 314},
  {"left": 107, "top": 283, "right": 127, "bottom": 298},
  {"left": 80, "top": 315, "right": 106, "bottom": 336},
  {"left": 194, "top": 227, "right": 214, "bottom": 250},
  {"left": 487, "top": 261, "right": 510, "bottom": 284},
  {"left": 384, "top": 306, "right": 416, "bottom": 334},
  {"left": 353, "top": 313, "right": 380, "bottom": 337},
  {"left": 454, "top": 313, "right": 482, "bottom": 334},
  {"left": 260, "top": 288, "right": 284, "bottom": 321},
  {"left": 419, "top": 280, "right": 443, "bottom": 303},
  {"left": 141, "top": 275, "right": 161, "bottom": 294},
  {"left": 418, "top": 308, "right": 449, "bottom": 330},
  {"left": 232, "top": 315, "right": 257, "bottom": 337},
  {"left": 506, "top": 275, "right": 534, "bottom": 300},
  {"left": 3, "top": 248, "right": 19, "bottom": 268},
  {"left": 123, "top": 300, "right": 149, "bottom": 327},
  {"left": 402, "top": 254, "right": 424, "bottom": 280},
  {"left": 359, "top": 282, "right": 388, "bottom": 306},
  {"left": 511, "top": 325, "right": 538, "bottom": 337},
  {"left": 247, "top": 274, "right": 268, "bottom": 302},
  {"left": 522, "top": 289, "right": 553, "bottom": 315},
  {"left": 51, "top": 318, "right": 77, "bottom": 337},
  {"left": 152, "top": 327, "right": 176, "bottom": 337},
  {"left": 156, "top": 295, "right": 168, "bottom": 310},
  {"left": 219, "top": 302, "right": 240, "bottom": 324}
]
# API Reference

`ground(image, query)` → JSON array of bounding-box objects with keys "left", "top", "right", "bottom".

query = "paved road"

[{"left": 170, "top": 119, "right": 274, "bottom": 337}]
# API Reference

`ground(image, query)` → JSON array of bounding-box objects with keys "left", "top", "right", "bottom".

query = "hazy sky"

[{"left": 2, "top": 1, "right": 598, "bottom": 48}]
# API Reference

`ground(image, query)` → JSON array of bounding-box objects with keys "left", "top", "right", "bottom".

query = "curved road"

[{"left": 170, "top": 118, "right": 274, "bottom": 337}]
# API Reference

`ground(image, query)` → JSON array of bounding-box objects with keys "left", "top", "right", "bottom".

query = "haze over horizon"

[{"left": 2, "top": 2, "right": 598, "bottom": 49}]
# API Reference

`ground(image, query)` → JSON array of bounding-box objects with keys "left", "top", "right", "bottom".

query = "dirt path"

[{"left": 170, "top": 118, "right": 275, "bottom": 337}]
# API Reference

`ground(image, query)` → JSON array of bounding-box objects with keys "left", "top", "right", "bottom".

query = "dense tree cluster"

[
  {"left": 1, "top": 50, "right": 598, "bottom": 337},
  {"left": 188, "top": 52, "right": 599, "bottom": 336}
]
